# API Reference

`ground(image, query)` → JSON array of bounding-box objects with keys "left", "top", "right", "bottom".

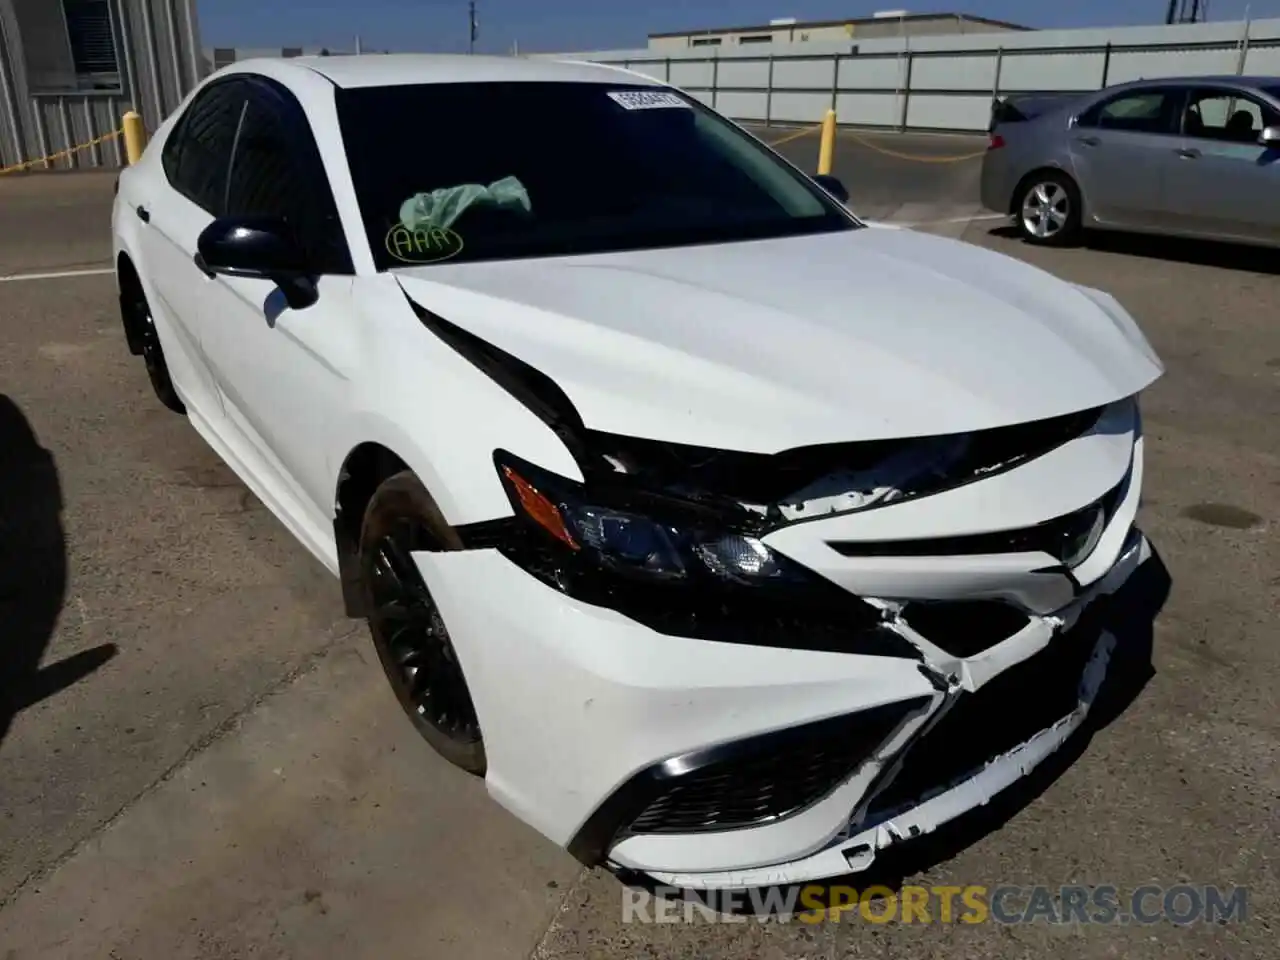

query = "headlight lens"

[{"left": 497, "top": 457, "right": 802, "bottom": 586}]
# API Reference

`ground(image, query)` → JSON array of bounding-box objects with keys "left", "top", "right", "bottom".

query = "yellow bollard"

[
  {"left": 122, "top": 110, "right": 146, "bottom": 164},
  {"left": 817, "top": 108, "right": 837, "bottom": 176}
]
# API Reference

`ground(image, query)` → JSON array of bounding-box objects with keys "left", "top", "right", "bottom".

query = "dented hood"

[{"left": 393, "top": 226, "right": 1163, "bottom": 452}]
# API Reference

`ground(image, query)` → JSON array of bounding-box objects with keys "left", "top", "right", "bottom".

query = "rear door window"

[{"left": 1078, "top": 89, "right": 1182, "bottom": 135}]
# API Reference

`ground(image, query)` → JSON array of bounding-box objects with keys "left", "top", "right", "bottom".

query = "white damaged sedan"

[{"left": 111, "top": 54, "right": 1163, "bottom": 888}]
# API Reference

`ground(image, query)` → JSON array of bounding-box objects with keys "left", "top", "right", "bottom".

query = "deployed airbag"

[{"left": 399, "top": 176, "right": 532, "bottom": 232}]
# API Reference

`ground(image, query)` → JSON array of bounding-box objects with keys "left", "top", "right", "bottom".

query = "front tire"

[
  {"left": 1015, "top": 171, "right": 1082, "bottom": 247},
  {"left": 125, "top": 285, "right": 185, "bottom": 414},
  {"left": 359, "top": 471, "right": 486, "bottom": 775}
]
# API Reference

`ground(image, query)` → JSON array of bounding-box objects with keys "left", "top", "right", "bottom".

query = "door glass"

[
  {"left": 1184, "top": 89, "right": 1278, "bottom": 143},
  {"left": 164, "top": 81, "right": 247, "bottom": 214},
  {"left": 1081, "top": 90, "right": 1180, "bottom": 134},
  {"left": 225, "top": 89, "right": 351, "bottom": 274}
]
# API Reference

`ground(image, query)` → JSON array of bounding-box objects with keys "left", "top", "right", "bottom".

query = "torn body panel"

[{"left": 632, "top": 530, "right": 1149, "bottom": 890}]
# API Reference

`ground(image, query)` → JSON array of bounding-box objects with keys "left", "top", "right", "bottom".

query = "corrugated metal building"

[
  {"left": 0, "top": 0, "right": 203, "bottom": 170},
  {"left": 647, "top": 11, "right": 1030, "bottom": 53},
  {"left": 202, "top": 46, "right": 357, "bottom": 75}
]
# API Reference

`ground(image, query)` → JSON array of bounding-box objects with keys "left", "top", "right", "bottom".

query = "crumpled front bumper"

[
  {"left": 636, "top": 528, "right": 1149, "bottom": 889},
  {"left": 413, "top": 404, "right": 1152, "bottom": 889}
]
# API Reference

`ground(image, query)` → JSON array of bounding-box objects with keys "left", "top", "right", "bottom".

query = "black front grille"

[
  {"left": 626, "top": 700, "right": 923, "bottom": 836},
  {"left": 866, "top": 605, "right": 1106, "bottom": 817},
  {"left": 830, "top": 480, "right": 1126, "bottom": 565},
  {"left": 899, "top": 600, "right": 1031, "bottom": 657}
]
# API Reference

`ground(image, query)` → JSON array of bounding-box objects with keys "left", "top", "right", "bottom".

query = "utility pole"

[{"left": 468, "top": 1, "right": 478, "bottom": 54}]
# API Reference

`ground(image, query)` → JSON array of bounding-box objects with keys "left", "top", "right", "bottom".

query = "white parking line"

[
  {"left": 0, "top": 266, "right": 114, "bottom": 284},
  {"left": 897, "top": 212, "right": 1010, "bottom": 228}
]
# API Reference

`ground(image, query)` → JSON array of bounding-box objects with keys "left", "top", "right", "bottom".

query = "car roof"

[
  {"left": 1109, "top": 74, "right": 1279, "bottom": 90},
  {"left": 247, "top": 53, "right": 663, "bottom": 90}
]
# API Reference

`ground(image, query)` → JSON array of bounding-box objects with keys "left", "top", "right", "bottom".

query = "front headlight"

[{"left": 496, "top": 455, "right": 805, "bottom": 587}]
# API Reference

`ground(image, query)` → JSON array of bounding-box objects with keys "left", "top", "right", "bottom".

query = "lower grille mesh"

[{"left": 628, "top": 702, "right": 916, "bottom": 835}]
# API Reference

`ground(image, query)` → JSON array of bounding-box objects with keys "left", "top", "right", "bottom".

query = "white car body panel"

[
  {"left": 393, "top": 226, "right": 1161, "bottom": 452},
  {"left": 109, "top": 54, "right": 1166, "bottom": 891}
]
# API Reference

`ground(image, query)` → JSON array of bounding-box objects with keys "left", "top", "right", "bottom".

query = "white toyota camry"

[{"left": 112, "top": 54, "right": 1163, "bottom": 889}]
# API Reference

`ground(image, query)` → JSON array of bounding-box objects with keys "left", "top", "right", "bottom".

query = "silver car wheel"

[{"left": 1021, "top": 182, "right": 1070, "bottom": 239}]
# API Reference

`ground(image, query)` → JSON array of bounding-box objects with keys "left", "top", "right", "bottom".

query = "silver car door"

[
  {"left": 1164, "top": 86, "right": 1280, "bottom": 244},
  {"left": 1068, "top": 86, "right": 1185, "bottom": 229}
]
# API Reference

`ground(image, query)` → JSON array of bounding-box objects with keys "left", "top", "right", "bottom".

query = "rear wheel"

[
  {"left": 359, "top": 471, "right": 486, "bottom": 775},
  {"left": 1015, "top": 171, "right": 1082, "bottom": 247}
]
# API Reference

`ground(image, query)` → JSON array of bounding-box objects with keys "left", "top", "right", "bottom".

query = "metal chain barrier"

[
  {"left": 0, "top": 128, "right": 124, "bottom": 176},
  {"left": 762, "top": 116, "right": 987, "bottom": 164},
  {"left": 766, "top": 124, "right": 824, "bottom": 147},
  {"left": 842, "top": 130, "right": 989, "bottom": 164}
]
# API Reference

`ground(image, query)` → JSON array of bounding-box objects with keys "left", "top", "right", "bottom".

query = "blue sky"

[{"left": 196, "top": 1, "right": 1274, "bottom": 54}]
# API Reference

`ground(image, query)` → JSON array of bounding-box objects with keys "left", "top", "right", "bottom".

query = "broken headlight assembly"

[
  {"left": 493, "top": 451, "right": 811, "bottom": 590},
  {"left": 488, "top": 449, "right": 917, "bottom": 654}
]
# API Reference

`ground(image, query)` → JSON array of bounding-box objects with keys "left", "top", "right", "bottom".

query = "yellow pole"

[
  {"left": 817, "top": 108, "right": 836, "bottom": 176},
  {"left": 122, "top": 110, "right": 146, "bottom": 164}
]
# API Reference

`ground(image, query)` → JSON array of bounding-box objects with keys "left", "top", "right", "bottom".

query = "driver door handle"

[
  {"left": 1076, "top": 135, "right": 1101, "bottom": 147},
  {"left": 1177, "top": 147, "right": 1201, "bottom": 159}
]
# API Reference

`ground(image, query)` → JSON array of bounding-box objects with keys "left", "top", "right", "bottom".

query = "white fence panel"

[
  {"left": 770, "top": 91, "right": 835, "bottom": 124},
  {"left": 911, "top": 54, "right": 1000, "bottom": 92},
  {"left": 835, "top": 92, "right": 902, "bottom": 127},
  {"left": 1000, "top": 50, "right": 1107, "bottom": 91},
  {"left": 906, "top": 94, "right": 995, "bottom": 131},
  {"left": 716, "top": 58, "right": 770, "bottom": 89},
  {"left": 714, "top": 90, "right": 769, "bottom": 120},
  {"left": 838, "top": 56, "right": 909, "bottom": 91},
  {"left": 668, "top": 60, "right": 714, "bottom": 88},
  {"left": 772, "top": 57, "right": 836, "bottom": 90},
  {"left": 1108, "top": 46, "right": 1241, "bottom": 83}
]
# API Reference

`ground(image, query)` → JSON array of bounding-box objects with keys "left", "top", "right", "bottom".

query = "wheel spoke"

[{"left": 366, "top": 518, "right": 481, "bottom": 746}]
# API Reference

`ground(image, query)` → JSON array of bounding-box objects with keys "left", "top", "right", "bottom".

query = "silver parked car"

[{"left": 981, "top": 76, "right": 1280, "bottom": 247}]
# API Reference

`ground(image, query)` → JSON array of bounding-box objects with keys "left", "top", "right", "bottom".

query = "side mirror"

[
  {"left": 812, "top": 173, "right": 850, "bottom": 204},
  {"left": 195, "top": 216, "right": 318, "bottom": 310},
  {"left": 1259, "top": 125, "right": 1280, "bottom": 147}
]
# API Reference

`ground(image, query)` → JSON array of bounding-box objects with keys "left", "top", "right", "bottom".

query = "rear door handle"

[
  {"left": 1076, "top": 135, "right": 1101, "bottom": 147},
  {"left": 1177, "top": 147, "right": 1201, "bottom": 159},
  {"left": 135, "top": 204, "right": 150, "bottom": 222}
]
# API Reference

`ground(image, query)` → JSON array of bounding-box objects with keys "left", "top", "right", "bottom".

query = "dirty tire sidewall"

[{"left": 359, "top": 470, "right": 487, "bottom": 776}]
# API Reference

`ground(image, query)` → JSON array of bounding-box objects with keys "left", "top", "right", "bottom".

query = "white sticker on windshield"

[{"left": 607, "top": 90, "right": 691, "bottom": 111}]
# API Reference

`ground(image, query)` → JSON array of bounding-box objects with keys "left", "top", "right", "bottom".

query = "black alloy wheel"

[
  {"left": 360, "top": 472, "right": 486, "bottom": 775},
  {"left": 128, "top": 288, "right": 186, "bottom": 414}
]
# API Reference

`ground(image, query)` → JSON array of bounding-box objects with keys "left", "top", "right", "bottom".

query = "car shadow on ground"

[
  {"left": 0, "top": 394, "right": 116, "bottom": 748},
  {"left": 618, "top": 548, "right": 1173, "bottom": 916},
  {"left": 988, "top": 224, "right": 1280, "bottom": 275}
]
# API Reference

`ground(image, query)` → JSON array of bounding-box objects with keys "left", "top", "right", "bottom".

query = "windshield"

[{"left": 334, "top": 81, "right": 857, "bottom": 270}]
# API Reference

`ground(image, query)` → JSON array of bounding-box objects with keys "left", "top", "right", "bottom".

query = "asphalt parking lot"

[{"left": 1, "top": 129, "right": 1276, "bottom": 959}]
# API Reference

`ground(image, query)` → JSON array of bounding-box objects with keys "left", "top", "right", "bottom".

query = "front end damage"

[
  {"left": 403, "top": 293, "right": 1159, "bottom": 889},
  {"left": 631, "top": 528, "right": 1149, "bottom": 890}
]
